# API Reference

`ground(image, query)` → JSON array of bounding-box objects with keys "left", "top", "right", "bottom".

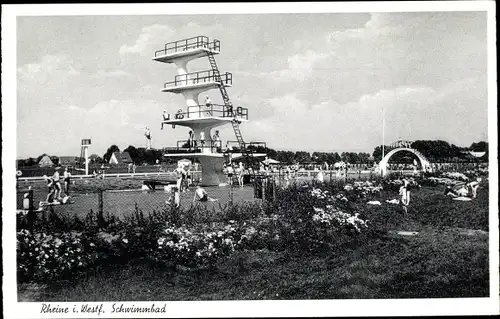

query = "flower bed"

[{"left": 17, "top": 179, "right": 382, "bottom": 283}]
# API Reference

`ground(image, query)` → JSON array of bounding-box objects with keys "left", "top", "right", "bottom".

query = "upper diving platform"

[
  {"left": 153, "top": 36, "right": 220, "bottom": 63},
  {"left": 162, "top": 70, "right": 232, "bottom": 93},
  {"left": 161, "top": 104, "right": 248, "bottom": 129}
]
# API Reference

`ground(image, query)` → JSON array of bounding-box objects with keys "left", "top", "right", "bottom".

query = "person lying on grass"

[
  {"left": 445, "top": 178, "right": 481, "bottom": 199},
  {"left": 193, "top": 185, "right": 218, "bottom": 203}
]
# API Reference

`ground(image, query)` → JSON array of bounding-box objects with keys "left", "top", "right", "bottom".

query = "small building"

[
  {"left": 38, "top": 155, "right": 54, "bottom": 168},
  {"left": 58, "top": 156, "right": 78, "bottom": 166},
  {"left": 109, "top": 151, "right": 133, "bottom": 165}
]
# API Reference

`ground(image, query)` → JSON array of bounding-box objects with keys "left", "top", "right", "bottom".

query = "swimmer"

[
  {"left": 63, "top": 167, "right": 71, "bottom": 195},
  {"left": 237, "top": 162, "right": 245, "bottom": 188},
  {"left": 165, "top": 185, "right": 180, "bottom": 208},
  {"left": 193, "top": 185, "right": 218, "bottom": 202},
  {"left": 52, "top": 167, "right": 63, "bottom": 200},
  {"left": 399, "top": 179, "right": 411, "bottom": 213},
  {"left": 467, "top": 178, "right": 481, "bottom": 198},
  {"left": 43, "top": 175, "right": 56, "bottom": 203},
  {"left": 225, "top": 163, "right": 234, "bottom": 186}
]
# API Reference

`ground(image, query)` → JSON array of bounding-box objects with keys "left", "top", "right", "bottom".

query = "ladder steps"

[{"left": 206, "top": 50, "right": 254, "bottom": 169}]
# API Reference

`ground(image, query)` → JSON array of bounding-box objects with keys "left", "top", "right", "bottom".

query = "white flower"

[{"left": 122, "top": 238, "right": 128, "bottom": 244}]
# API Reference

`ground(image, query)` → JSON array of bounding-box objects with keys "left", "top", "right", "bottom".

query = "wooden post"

[{"left": 27, "top": 189, "right": 34, "bottom": 232}]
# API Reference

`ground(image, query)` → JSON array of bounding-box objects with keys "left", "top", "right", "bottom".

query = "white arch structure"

[{"left": 377, "top": 147, "right": 432, "bottom": 176}]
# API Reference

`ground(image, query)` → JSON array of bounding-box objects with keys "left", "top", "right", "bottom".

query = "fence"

[{"left": 16, "top": 174, "right": 280, "bottom": 230}]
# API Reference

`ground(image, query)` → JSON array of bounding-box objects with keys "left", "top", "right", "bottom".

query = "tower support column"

[{"left": 198, "top": 156, "right": 226, "bottom": 186}]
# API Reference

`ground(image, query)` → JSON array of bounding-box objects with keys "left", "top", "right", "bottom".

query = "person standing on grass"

[
  {"left": 52, "top": 167, "right": 63, "bottom": 201},
  {"left": 43, "top": 175, "right": 56, "bottom": 203},
  {"left": 225, "top": 162, "right": 234, "bottom": 186},
  {"left": 174, "top": 164, "right": 186, "bottom": 192},
  {"left": 165, "top": 185, "right": 180, "bottom": 208},
  {"left": 63, "top": 167, "right": 71, "bottom": 195},
  {"left": 399, "top": 179, "right": 411, "bottom": 213},
  {"left": 316, "top": 169, "right": 324, "bottom": 183},
  {"left": 237, "top": 162, "right": 245, "bottom": 188}
]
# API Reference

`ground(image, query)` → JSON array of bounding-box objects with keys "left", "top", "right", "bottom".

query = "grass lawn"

[{"left": 18, "top": 183, "right": 490, "bottom": 300}]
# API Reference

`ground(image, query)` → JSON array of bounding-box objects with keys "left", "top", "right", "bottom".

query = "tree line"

[{"left": 17, "top": 140, "right": 488, "bottom": 168}]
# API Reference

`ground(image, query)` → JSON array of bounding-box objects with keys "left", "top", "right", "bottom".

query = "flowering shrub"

[
  {"left": 17, "top": 229, "right": 99, "bottom": 281},
  {"left": 266, "top": 183, "right": 370, "bottom": 253},
  {"left": 155, "top": 221, "right": 240, "bottom": 268},
  {"left": 343, "top": 181, "right": 383, "bottom": 198},
  {"left": 312, "top": 206, "right": 368, "bottom": 233}
]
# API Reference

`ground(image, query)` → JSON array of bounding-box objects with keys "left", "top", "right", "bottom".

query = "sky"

[{"left": 15, "top": 11, "right": 489, "bottom": 159}]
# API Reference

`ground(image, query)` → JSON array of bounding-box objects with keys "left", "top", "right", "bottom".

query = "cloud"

[
  {"left": 17, "top": 54, "right": 80, "bottom": 83},
  {"left": 93, "top": 69, "right": 133, "bottom": 78},
  {"left": 119, "top": 24, "right": 175, "bottom": 57},
  {"left": 239, "top": 76, "right": 487, "bottom": 152}
]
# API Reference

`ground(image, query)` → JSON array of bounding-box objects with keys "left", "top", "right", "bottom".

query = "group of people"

[
  {"left": 165, "top": 183, "right": 218, "bottom": 208},
  {"left": 127, "top": 163, "right": 137, "bottom": 174},
  {"left": 174, "top": 163, "right": 192, "bottom": 192},
  {"left": 224, "top": 161, "right": 245, "bottom": 188},
  {"left": 185, "top": 130, "right": 223, "bottom": 152},
  {"left": 444, "top": 177, "right": 482, "bottom": 199},
  {"left": 43, "top": 166, "right": 72, "bottom": 204}
]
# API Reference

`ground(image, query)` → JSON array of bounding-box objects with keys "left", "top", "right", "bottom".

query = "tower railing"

[
  {"left": 162, "top": 140, "right": 266, "bottom": 154},
  {"left": 225, "top": 141, "right": 267, "bottom": 152},
  {"left": 164, "top": 104, "right": 248, "bottom": 121},
  {"left": 162, "top": 140, "right": 223, "bottom": 154},
  {"left": 155, "top": 36, "right": 220, "bottom": 57},
  {"left": 164, "top": 70, "right": 232, "bottom": 88}
]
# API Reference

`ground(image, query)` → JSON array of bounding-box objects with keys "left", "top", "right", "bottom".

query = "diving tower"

[{"left": 153, "top": 36, "right": 266, "bottom": 186}]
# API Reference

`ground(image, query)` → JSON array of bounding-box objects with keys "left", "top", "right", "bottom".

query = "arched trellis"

[{"left": 377, "top": 147, "right": 431, "bottom": 176}]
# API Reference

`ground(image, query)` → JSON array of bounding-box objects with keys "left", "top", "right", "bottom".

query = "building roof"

[
  {"left": 111, "top": 151, "right": 133, "bottom": 164},
  {"left": 38, "top": 155, "right": 54, "bottom": 167}
]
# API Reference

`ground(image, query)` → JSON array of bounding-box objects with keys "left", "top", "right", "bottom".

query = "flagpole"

[{"left": 382, "top": 106, "right": 385, "bottom": 160}]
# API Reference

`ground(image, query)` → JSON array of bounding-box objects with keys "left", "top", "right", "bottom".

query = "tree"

[
  {"left": 358, "top": 152, "right": 371, "bottom": 163},
  {"left": 294, "top": 151, "right": 311, "bottom": 163},
  {"left": 265, "top": 147, "right": 278, "bottom": 160},
  {"left": 124, "top": 145, "right": 139, "bottom": 163},
  {"left": 103, "top": 145, "right": 120, "bottom": 163},
  {"left": 276, "top": 151, "right": 295, "bottom": 164}
]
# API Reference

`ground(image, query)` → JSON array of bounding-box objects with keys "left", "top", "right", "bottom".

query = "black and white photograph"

[{"left": 2, "top": 2, "right": 498, "bottom": 318}]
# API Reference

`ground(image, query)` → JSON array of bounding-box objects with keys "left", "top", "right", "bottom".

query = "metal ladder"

[{"left": 206, "top": 51, "right": 254, "bottom": 168}]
